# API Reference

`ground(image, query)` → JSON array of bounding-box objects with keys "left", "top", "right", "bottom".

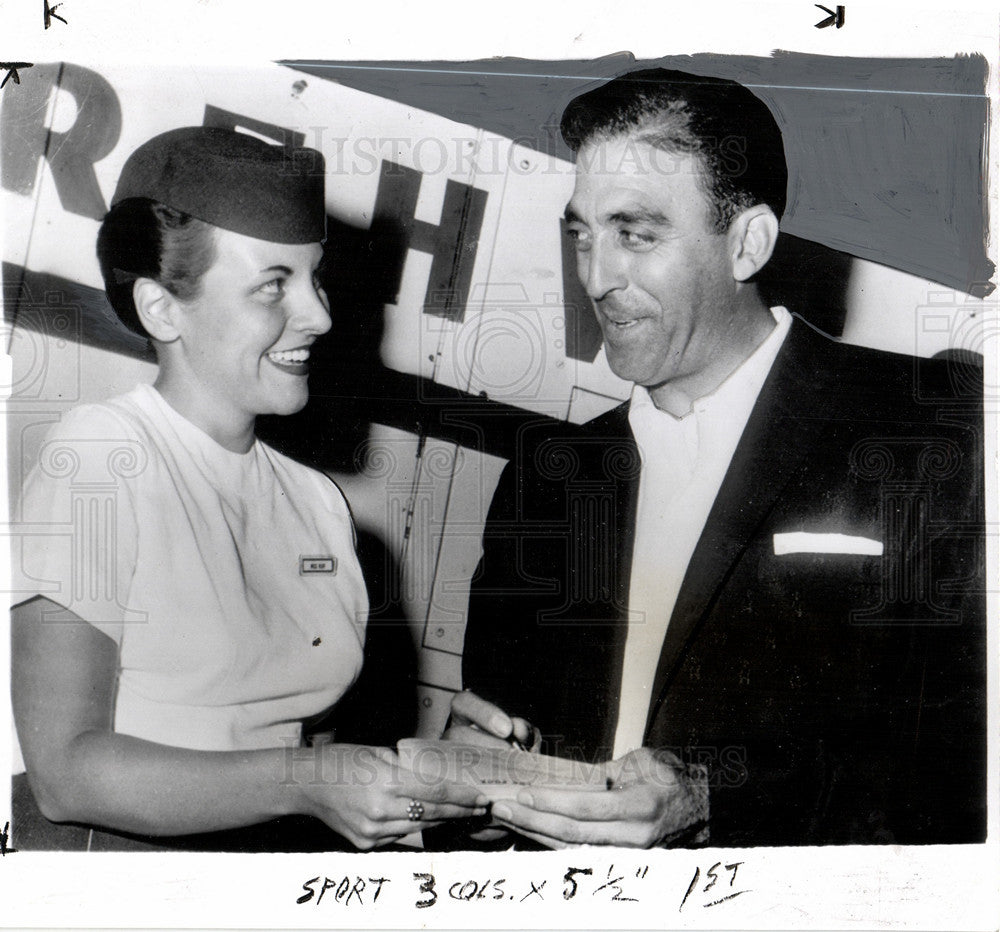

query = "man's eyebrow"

[
  {"left": 562, "top": 206, "right": 672, "bottom": 226},
  {"left": 608, "top": 207, "right": 670, "bottom": 225}
]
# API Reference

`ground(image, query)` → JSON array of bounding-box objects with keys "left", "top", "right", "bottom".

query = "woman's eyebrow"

[{"left": 257, "top": 265, "right": 293, "bottom": 275}]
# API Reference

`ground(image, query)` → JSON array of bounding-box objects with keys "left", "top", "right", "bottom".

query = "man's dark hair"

[
  {"left": 561, "top": 68, "right": 788, "bottom": 230},
  {"left": 96, "top": 198, "right": 216, "bottom": 335}
]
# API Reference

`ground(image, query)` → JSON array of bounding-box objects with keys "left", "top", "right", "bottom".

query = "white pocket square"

[{"left": 773, "top": 532, "right": 883, "bottom": 556}]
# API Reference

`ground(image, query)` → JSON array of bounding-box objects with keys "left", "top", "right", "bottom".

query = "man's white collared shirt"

[{"left": 612, "top": 306, "right": 792, "bottom": 758}]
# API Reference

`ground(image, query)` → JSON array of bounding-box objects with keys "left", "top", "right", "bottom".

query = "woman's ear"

[
  {"left": 133, "top": 278, "right": 181, "bottom": 343},
  {"left": 729, "top": 205, "right": 780, "bottom": 282}
]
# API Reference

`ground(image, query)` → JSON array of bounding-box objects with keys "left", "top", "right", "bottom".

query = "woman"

[{"left": 10, "top": 127, "right": 486, "bottom": 851}]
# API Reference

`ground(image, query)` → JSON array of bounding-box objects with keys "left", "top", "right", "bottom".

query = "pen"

[{"left": 606, "top": 777, "right": 634, "bottom": 790}]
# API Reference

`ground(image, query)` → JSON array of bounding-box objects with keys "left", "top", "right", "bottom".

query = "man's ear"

[
  {"left": 729, "top": 205, "right": 779, "bottom": 282},
  {"left": 133, "top": 278, "right": 181, "bottom": 343}
]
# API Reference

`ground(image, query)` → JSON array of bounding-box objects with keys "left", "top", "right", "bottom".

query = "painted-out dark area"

[
  {"left": 1, "top": 55, "right": 991, "bottom": 473},
  {"left": 290, "top": 52, "right": 994, "bottom": 295}
]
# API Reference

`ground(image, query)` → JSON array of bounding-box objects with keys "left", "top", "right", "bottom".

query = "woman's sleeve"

[{"left": 10, "top": 404, "right": 141, "bottom": 647}]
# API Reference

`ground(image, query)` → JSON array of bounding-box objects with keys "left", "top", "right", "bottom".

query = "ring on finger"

[{"left": 406, "top": 799, "right": 425, "bottom": 821}]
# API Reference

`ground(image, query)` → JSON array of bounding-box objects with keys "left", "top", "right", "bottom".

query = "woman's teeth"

[{"left": 267, "top": 348, "right": 310, "bottom": 364}]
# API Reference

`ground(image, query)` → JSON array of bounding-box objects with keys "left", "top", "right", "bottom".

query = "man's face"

[{"left": 565, "top": 136, "right": 742, "bottom": 398}]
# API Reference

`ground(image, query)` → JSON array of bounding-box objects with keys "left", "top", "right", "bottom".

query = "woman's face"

[{"left": 170, "top": 227, "right": 331, "bottom": 431}]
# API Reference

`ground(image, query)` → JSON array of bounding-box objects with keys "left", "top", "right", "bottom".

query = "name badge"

[{"left": 300, "top": 556, "right": 337, "bottom": 575}]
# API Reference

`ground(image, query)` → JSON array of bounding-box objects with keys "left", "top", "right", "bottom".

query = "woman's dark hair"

[
  {"left": 96, "top": 198, "right": 216, "bottom": 335},
  {"left": 561, "top": 68, "right": 788, "bottom": 231}
]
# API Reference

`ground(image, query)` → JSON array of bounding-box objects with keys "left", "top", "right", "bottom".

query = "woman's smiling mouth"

[{"left": 266, "top": 347, "right": 311, "bottom": 372}]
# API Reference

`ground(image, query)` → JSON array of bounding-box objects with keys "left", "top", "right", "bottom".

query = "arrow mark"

[
  {"left": 0, "top": 63, "right": 34, "bottom": 89},
  {"left": 815, "top": 4, "right": 845, "bottom": 28},
  {"left": 44, "top": 0, "right": 69, "bottom": 28}
]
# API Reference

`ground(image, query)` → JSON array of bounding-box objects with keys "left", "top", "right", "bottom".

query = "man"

[{"left": 447, "top": 68, "right": 986, "bottom": 848}]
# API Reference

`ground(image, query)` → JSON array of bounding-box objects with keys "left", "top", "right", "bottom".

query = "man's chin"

[{"left": 605, "top": 354, "right": 665, "bottom": 388}]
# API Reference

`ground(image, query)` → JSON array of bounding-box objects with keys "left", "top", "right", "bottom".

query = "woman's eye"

[{"left": 256, "top": 278, "right": 285, "bottom": 299}]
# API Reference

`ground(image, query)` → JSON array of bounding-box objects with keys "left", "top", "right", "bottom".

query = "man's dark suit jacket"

[{"left": 462, "top": 317, "right": 986, "bottom": 847}]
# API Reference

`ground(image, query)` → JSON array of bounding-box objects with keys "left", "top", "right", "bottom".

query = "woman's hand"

[
  {"left": 12, "top": 597, "right": 487, "bottom": 847},
  {"left": 295, "top": 744, "right": 489, "bottom": 849}
]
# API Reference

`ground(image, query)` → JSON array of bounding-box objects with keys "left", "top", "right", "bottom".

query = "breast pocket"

[{"left": 755, "top": 535, "right": 884, "bottom": 626}]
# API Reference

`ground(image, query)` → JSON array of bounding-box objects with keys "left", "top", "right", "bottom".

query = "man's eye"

[
  {"left": 567, "top": 227, "right": 591, "bottom": 250},
  {"left": 620, "top": 229, "right": 655, "bottom": 248}
]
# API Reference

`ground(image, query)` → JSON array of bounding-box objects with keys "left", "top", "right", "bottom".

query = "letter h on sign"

[{"left": 372, "top": 161, "right": 488, "bottom": 323}]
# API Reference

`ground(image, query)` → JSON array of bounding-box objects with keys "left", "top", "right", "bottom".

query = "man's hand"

[
  {"left": 443, "top": 690, "right": 539, "bottom": 751},
  {"left": 439, "top": 691, "right": 539, "bottom": 844},
  {"left": 488, "top": 747, "right": 709, "bottom": 848}
]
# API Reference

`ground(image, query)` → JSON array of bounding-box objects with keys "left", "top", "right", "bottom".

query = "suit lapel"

[
  {"left": 577, "top": 402, "right": 640, "bottom": 756},
  {"left": 643, "top": 319, "right": 841, "bottom": 737}
]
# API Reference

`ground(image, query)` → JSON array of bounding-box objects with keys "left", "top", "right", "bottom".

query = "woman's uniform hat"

[{"left": 111, "top": 126, "right": 326, "bottom": 242}]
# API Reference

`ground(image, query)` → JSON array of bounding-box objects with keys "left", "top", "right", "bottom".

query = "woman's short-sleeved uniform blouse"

[{"left": 13, "top": 383, "right": 368, "bottom": 757}]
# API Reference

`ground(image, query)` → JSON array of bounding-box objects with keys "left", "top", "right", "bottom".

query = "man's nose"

[{"left": 581, "top": 240, "right": 626, "bottom": 301}]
